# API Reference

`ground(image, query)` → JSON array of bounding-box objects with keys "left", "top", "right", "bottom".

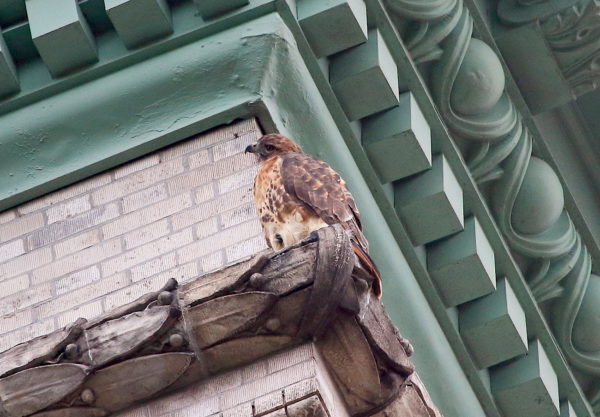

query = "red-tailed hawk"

[{"left": 245, "top": 133, "right": 382, "bottom": 298}]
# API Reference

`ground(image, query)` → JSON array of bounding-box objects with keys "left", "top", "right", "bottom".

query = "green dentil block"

[
  {"left": 362, "top": 92, "right": 431, "bottom": 184},
  {"left": 25, "top": 0, "right": 97, "bottom": 77},
  {"left": 459, "top": 277, "right": 527, "bottom": 368},
  {"left": 298, "top": 0, "right": 367, "bottom": 58},
  {"left": 330, "top": 29, "right": 399, "bottom": 121},
  {"left": 560, "top": 401, "right": 578, "bottom": 417},
  {"left": 106, "top": 0, "right": 173, "bottom": 50},
  {"left": 394, "top": 154, "right": 464, "bottom": 246},
  {"left": 194, "top": 0, "right": 249, "bottom": 19},
  {"left": 491, "top": 340, "right": 560, "bottom": 417},
  {"left": 428, "top": 216, "right": 496, "bottom": 307},
  {"left": 0, "top": 30, "right": 19, "bottom": 98}
]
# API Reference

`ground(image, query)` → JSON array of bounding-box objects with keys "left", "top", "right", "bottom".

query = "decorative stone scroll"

[
  {"left": 385, "top": 0, "right": 600, "bottom": 398},
  {"left": 0, "top": 225, "right": 438, "bottom": 417}
]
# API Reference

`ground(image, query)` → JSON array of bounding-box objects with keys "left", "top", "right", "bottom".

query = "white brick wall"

[
  {"left": 112, "top": 344, "right": 350, "bottom": 417},
  {"left": 0, "top": 119, "right": 267, "bottom": 352}
]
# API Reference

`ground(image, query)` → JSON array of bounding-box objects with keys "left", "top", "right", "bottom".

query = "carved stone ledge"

[{"left": 0, "top": 225, "right": 439, "bottom": 417}]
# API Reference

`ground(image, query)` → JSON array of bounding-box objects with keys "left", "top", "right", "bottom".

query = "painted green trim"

[
  {"left": 0, "top": 0, "right": 275, "bottom": 116},
  {"left": 366, "top": 1, "right": 593, "bottom": 416},
  {"left": 194, "top": 0, "right": 250, "bottom": 19},
  {"left": 25, "top": 0, "right": 98, "bottom": 77},
  {"left": 0, "top": 1, "right": 279, "bottom": 209},
  {"left": 0, "top": 8, "right": 490, "bottom": 416},
  {"left": 2, "top": 1, "right": 593, "bottom": 415},
  {"left": 105, "top": 0, "right": 174, "bottom": 50},
  {"left": 462, "top": 0, "right": 600, "bottom": 269}
]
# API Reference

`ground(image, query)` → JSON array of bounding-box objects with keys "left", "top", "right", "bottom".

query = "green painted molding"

[
  {"left": 0, "top": 30, "right": 19, "bottom": 98},
  {"left": 0, "top": 0, "right": 281, "bottom": 208},
  {"left": 497, "top": 0, "right": 580, "bottom": 24},
  {"left": 0, "top": 0, "right": 275, "bottom": 115},
  {"left": 2, "top": 0, "right": 597, "bottom": 416},
  {"left": 0, "top": 15, "right": 270, "bottom": 209},
  {"left": 379, "top": 0, "right": 596, "bottom": 415},
  {"left": 194, "top": 0, "right": 250, "bottom": 19},
  {"left": 0, "top": 8, "right": 491, "bottom": 416},
  {"left": 495, "top": 0, "right": 600, "bottom": 111},
  {"left": 367, "top": 0, "right": 594, "bottom": 416},
  {"left": 25, "top": 0, "right": 98, "bottom": 77}
]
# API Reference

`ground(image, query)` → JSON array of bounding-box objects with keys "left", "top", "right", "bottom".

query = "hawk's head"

[{"left": 245, "top": 133, "right": 302, "bottom": 160}]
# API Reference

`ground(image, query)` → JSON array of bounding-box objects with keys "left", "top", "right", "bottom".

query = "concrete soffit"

[{"left": 0, "top": 1, "right": 598, "bottom": 417}]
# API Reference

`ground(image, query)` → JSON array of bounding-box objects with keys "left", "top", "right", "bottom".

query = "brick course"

[{"left": 0, "top": 119, "right": 266, "bottom": 351}]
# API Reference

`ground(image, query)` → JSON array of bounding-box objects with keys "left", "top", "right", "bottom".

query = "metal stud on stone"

[
  {"left": 64, "top": 343, "right": 79, "bottom": 360},
  {"left": 400, "top": 338, "right": 414, "bottom": 357},
  {"left": 80, "top": 388, "right": 95, "bottom": 404},
  {"left": 265, "top": 318, "right": 281, "bottom": 331},
  {"left": 249, "top": 273, "right": 266, "bottom": 288},
  {"left": 169, "top": 333, "right": 185, "bottom": 348},
  {"left": 158, "top": 291, "right": 173, "bottom": 305}
]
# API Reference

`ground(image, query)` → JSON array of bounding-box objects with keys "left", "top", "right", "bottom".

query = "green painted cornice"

[
  {"left": 383, "top": 0, "right": 600, "bottom": 415},
  {"left": 0, "top": 6, "right": 494, "bottom": 416},
  {"left": 1, "top": 1, "right": 598, "bottom": 416},
  {"left": 494, "top": 0, "right": 600, "bottom": 113},
  {"left": 0, "top": 0, "right": 276, "bottom": 115}
]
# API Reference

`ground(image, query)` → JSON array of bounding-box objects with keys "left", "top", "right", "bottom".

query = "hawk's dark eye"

[{"left": 265, "top": 144, "right": 276, "bottom": 152}]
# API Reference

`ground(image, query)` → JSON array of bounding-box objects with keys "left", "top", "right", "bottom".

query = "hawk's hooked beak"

[{"left": 245, "top": 143, "right": 258, "bottom": 154}]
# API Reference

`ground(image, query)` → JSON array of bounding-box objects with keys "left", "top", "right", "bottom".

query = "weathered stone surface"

[
  {"left": 0, "top": 225, "right": 440, "bottom": 417},
  {"left": 358, "top": 300, "right": 414, "bottom": 375},
  {"left": 84, "top": 353, "right": 193, "bottom": 411},
  {"left": 298, "top": 225, "right": 355, "bottom": 338},
  {"left": 371, "top": 384, "right": 431, "bottom": 417},
  {"left": 253, "top": 242, "right": 318, "bottom": 295},
  {"left": 0, "top": 364, "right": 88, "bottom": 417},
  {"left": 0, "top": 318, "right": 84, "bottom": 377},
  {"left": 203, "top": 335, "right": 295, "bottom": 374},
  {"left": 318, "top": 316, "right": 381, "bottom": 409},
  {"left": 186, "top": 292, "right": 277, "bottom": 348},
  {"left": 265, "top": 288, "right": 311, "bottom": 337},
  {"left": 85, "top": 278, "right": 177, "bottom": 328},
  {"left": 81, "top": 306, "right": 175, "bottom": 367},
  {"left": 180, "top": 257, "right": 258, "bottom": 306}
]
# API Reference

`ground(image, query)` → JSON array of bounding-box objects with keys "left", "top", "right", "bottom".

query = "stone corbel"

[{"left": 0, "top": 225, "right": 440, "bottom": 417}]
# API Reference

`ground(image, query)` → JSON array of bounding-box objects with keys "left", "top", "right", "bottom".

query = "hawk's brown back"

[{"left": 280, "top": 153, "right": 368, "bottom": 251}]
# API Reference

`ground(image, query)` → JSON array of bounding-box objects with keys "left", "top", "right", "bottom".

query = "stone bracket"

[{"left": 0, "top": 225, "right": 437, "bottom": 417}]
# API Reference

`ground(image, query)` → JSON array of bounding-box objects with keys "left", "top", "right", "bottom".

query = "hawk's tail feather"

[{"left": 352, "top": 242, "right": 382, "bottom": 298}]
